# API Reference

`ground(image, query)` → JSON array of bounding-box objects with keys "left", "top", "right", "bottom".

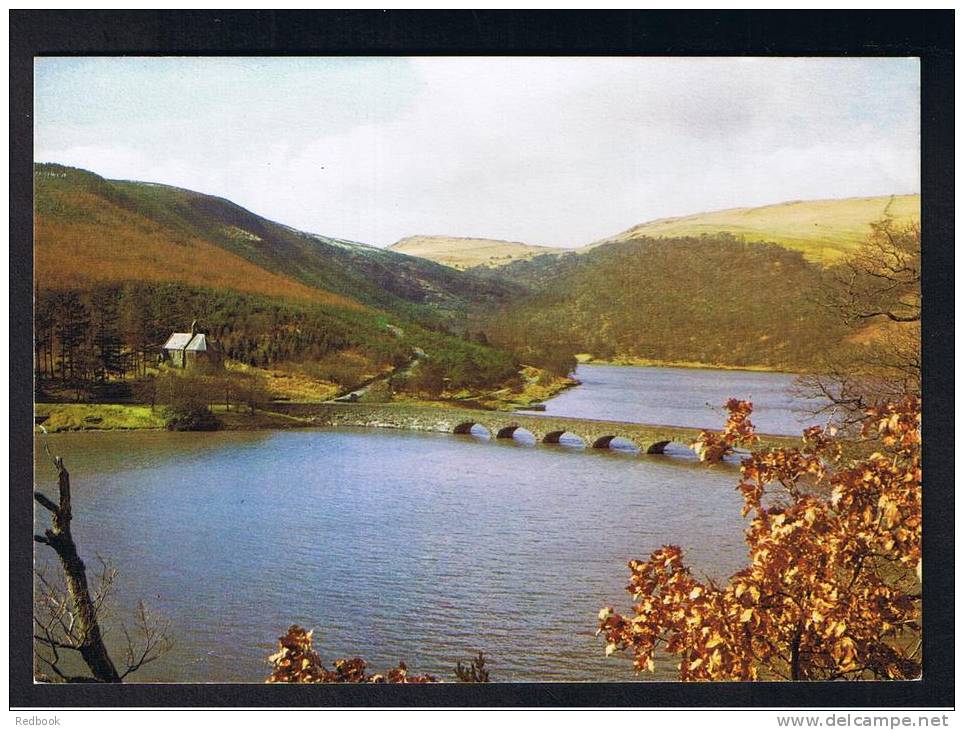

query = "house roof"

[
  {"left": 163, "top": 332, "right": 212, "bottom": 351},
  {"left": 185, "top": 334, "right": 209, "bottom": 352},
  {"left": 163, "top": 332, "right": 193, "bottom": 350}
]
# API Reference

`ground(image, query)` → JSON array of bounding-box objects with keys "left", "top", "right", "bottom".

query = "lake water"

[
  {"left": 535, "top": 363, "right": 818, "bottom": 436},
  {"left": 33, "top": 365, "right": 821, "bottom": 683}
]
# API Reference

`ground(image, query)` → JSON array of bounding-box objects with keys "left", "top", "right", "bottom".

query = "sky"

[{"left": 35, "top": 57, "right": 920, "bottom": 249}]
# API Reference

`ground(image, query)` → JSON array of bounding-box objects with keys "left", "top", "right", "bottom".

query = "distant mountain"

[
  {"left": 34, "top": 164, "right": 522, "bottom": 320},
  {"left": 589, "top": 195, "right": 920, "bottom": 262},
  {"left": 389, "top": 235, "right": 568, "bottom": 270}
]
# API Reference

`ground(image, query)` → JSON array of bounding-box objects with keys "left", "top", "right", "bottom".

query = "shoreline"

[
  {"left": 33, "top": 403, "right": 316, "bottom": 434},
  {"left": 33, "top": 360, "right": 800, "bottom": 436},
  {"left": 574, "top": 356, "right": 803, "bottom": 375},
  {"left": 33, "top": 400, "right": 801, "bottom": 448}
]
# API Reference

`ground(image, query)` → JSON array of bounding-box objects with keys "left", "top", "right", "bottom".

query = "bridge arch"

[
  {"left": 591, "top": 435, "right": 641, "bottom": 452},
  {"left": 491, "top": 424, "right": 537, "bottom": 446},
  {"left": 495, "top": 424, "right": 520, "bottom": 439},
  {"left": 542, "top": 430, "right": 586, "bottom": 447},
  {"left": 646, "top": 439, "right": 701, "bottom": 459},
  {"left": 453, "top": 422, "right": 491, "bottom": 439}
]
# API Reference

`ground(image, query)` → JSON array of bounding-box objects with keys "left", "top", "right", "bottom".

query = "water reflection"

[{"left": 34, "top": 429, "right": 274, "bottom": 480}]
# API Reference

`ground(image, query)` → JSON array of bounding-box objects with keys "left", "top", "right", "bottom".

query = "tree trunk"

[
  {"left": 789, "top": 621, "right": 803, "bottom": 681},
  {"left": 35, "top": 458, "right": 121, "bottom": 682}
]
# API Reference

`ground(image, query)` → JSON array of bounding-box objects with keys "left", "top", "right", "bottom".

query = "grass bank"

[
  {"left": 33, "top": 363, "right": 579, "bottom": 433},
  {"left": 475, "top": 367, "right": 579, "bottom": 410},
  {"left": 210, "top": 405, "right": 313, "bottom": 430},
  {"left": 34, "top": 402, "right": 315, "bottom": 433},
  {"left": 390, "top": 366, "right": 578, "bottom": 412},
  {"left": 35, "top": 403, "right": 167, "bottom": 432}
]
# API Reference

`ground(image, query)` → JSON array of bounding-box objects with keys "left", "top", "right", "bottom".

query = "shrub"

[
  {"left": 155, "top": 372, "right": 221, "bottom": 431},
  {"left": 164, "top": 404, "right": 220, "bottom": 431},
  {"left": 266, "top": 626, "right": 437, "bottom": 684}
]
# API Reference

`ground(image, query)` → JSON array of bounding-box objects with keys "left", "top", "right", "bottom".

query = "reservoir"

[
  {"left": 536, "top": 363, "right": 815, "bottom": 436},
  {"left": 33, "top": 365, "right": 824, "bottom": 682}
]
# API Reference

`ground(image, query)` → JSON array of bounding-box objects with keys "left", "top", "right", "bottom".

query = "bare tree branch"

[
  {"left": 797, "top": 219, "right": 920, "bottom": 428},
  {"left": 34, "top": 492, "right": 59, "bottom": 515},
  {"left": 33, "top": 444, "right": 173, "bottom": 683}
]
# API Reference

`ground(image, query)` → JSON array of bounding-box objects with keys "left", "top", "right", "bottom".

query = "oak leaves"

[{"left": 599, "top": 398, "right": 921, "bottom": 681}]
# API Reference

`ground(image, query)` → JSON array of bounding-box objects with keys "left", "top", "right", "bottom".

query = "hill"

[
  {"left": 589, "top": 195, "right": 920, "bottom": 262},
  {"left": 35, "top": 166, "right": 363, "bottom": 310},
  {"left": 389, "top": 235, "right": 568, "bottom": 270},
  {"left": 34, "top": 164, "right": 909, "bottom": 385},
  {"left": 35, "top": 164, "right": 522, "bottom": 320},
  {"left": 33, "top": 164, "right": 530, "bottom": 400},
  {"left": 478, "top": 234, "right": 849, "bottom": 372}
]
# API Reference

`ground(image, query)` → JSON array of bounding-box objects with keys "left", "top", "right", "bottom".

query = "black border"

[{"left": 9, "top": 10, "right": 954, "bottom": 708}]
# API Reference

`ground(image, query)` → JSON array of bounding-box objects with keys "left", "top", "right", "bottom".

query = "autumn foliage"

[
  {"left": 267, "top": 626, "right": 439, "bottom": 684},
  {"left": 599, "top": 397, "right": 921, "bottom": 681},
  {"left": 691, "top": 397, "right": 759, "bottom": 462}
]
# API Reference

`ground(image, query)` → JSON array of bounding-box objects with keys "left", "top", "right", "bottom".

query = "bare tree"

[
  {"left": 34, "top": 434, "right": 172, "bottom": 682},
  {"left": 825, "top": 219, "right": 921, "bottom": 326},
  {"left": 797, "top": 219, "right": 921, "bottom": 429}
]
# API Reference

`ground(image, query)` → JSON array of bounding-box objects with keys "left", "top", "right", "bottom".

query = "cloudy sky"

[{"left": 35, "top": 57, "right": 919, "bottom": 248}]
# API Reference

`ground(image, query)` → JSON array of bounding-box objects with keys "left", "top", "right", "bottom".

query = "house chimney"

[{"left": 191, "top": 319, "right": 198, "bottom": 336}]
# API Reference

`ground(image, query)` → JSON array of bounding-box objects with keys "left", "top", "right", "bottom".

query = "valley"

[{"left": 33, "top": 162, "right": 919, "bottom": 423}]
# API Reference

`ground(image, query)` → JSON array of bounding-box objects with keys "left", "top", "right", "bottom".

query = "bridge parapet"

[{"left": 272, "top": 402, "right": 798, "bottom": 461}]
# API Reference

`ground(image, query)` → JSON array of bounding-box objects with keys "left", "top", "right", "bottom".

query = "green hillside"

[
  {"left": 590, "top": 195, "right": 920, "bottom": 262},
  {"left": 479, "top": 234, "right": 849, "bottom": 372}
]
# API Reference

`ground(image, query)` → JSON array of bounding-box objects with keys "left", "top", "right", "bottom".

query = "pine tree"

[
  {"left": 52, "top": 291, "right": 90, "bottom": 382},
  {"left": 91, "top": 288, "right": 124, "bottom": 382},
  {"left": 34, "top": 290, "right": 55, "bottom": 382},
  {"left": 118, "top": 284, "right": 151, "bottom": 376}
]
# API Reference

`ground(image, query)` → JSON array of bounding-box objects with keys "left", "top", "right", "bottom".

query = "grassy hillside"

[
  {"left": 390, "top": 235, "right": 568, "bottom": 270},
  {"left": 590, "top": 195, "right": 920, "bottom": 262},
  {"left": 479, "top": 234, "right": 849, "bottom": 372},
  {"left": 35, "top": 164, "right": 522, "bottom": 321},
  {"left": 35, "top": 167, "right": 364, "bottom": 310}
]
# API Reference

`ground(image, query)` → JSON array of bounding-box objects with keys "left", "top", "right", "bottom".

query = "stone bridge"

[{"left": 273, "top": 402, "right": 797, "bottom": 459}]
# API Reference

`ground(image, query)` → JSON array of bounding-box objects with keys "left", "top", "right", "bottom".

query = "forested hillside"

[
  {"left": 34, "top": 164, "right": 525, "bottom": 400},
  {"left": 34, "top": 279, "right": 523, "bottom": 400},
  {"left": 34, "top": 163, "right": 894, "bottom": 391},
  {"left": 478, "top": 234, "right": 850, "bottom": 371}
]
